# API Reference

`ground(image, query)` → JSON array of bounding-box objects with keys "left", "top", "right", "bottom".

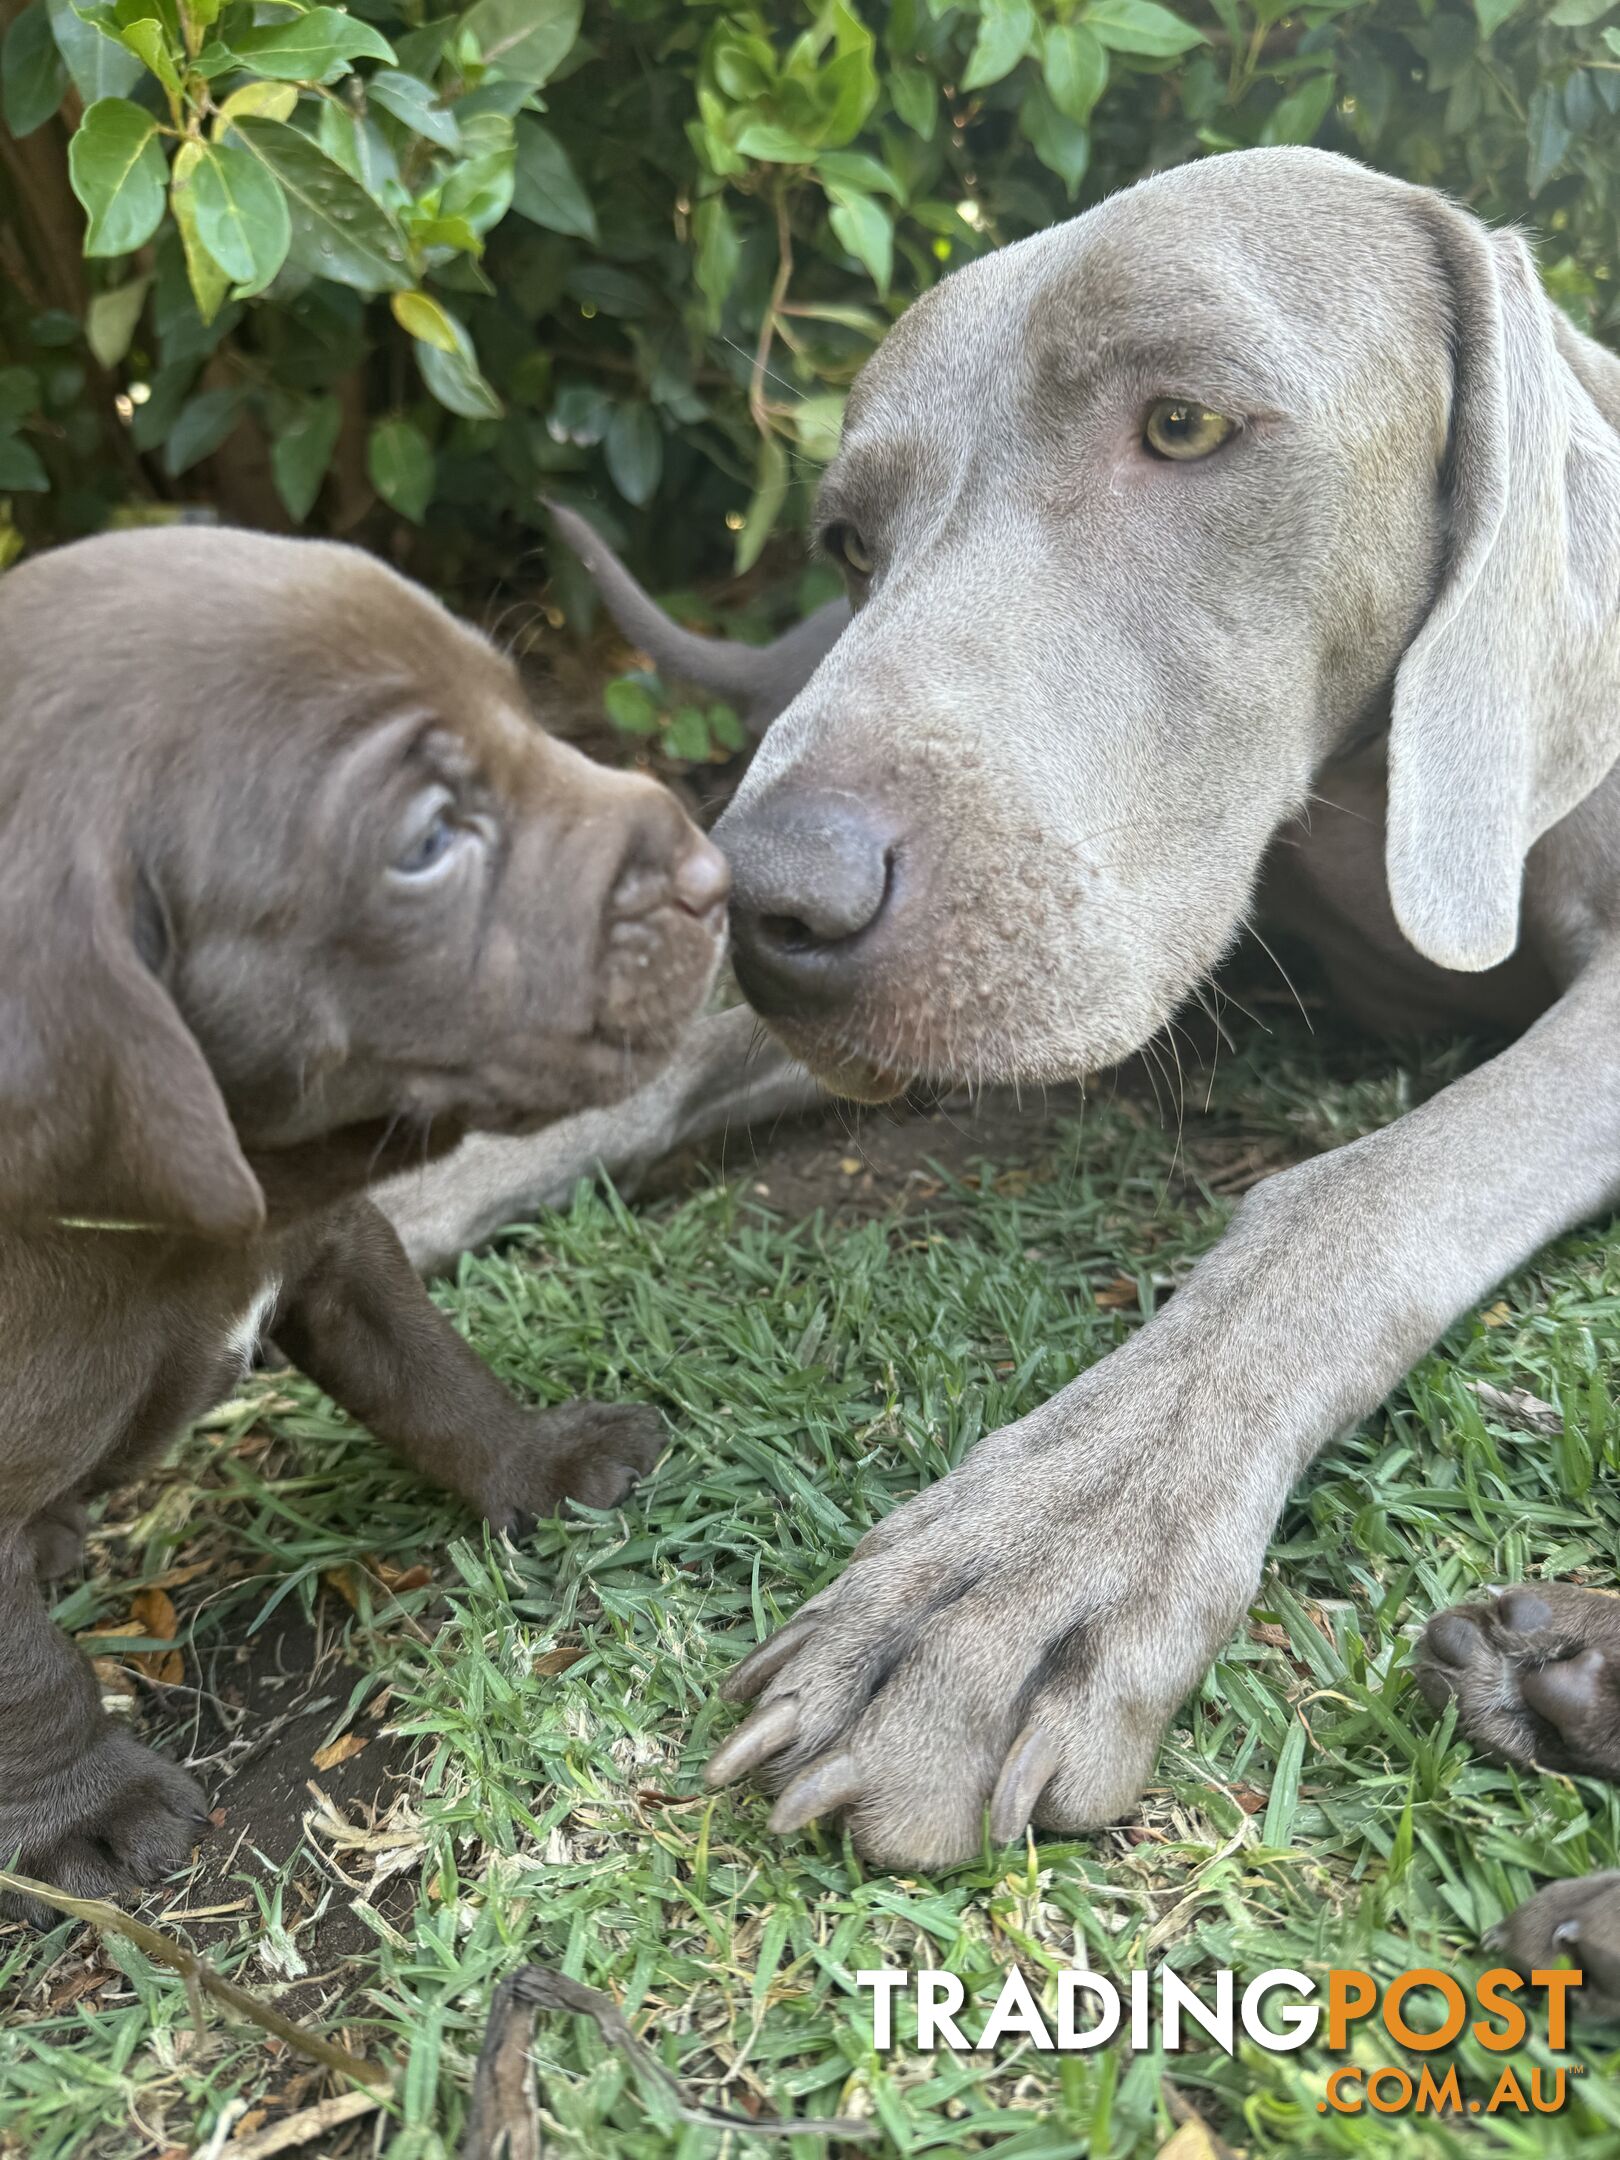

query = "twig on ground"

[
  {"left": 459, "top": 1964, "right": 878, "bottom": 2159},
  {"left": 0, "top": 1869, "right": 391, "bottom": 2090}
]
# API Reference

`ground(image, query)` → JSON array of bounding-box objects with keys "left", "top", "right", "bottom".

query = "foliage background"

[{"left": 2, "top": 0, "right": 1618, "bottom": 638}]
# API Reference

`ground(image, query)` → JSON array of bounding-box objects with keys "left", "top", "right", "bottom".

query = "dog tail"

[{"left": 545, "top": 499, "right": 847, "bottom": 728}]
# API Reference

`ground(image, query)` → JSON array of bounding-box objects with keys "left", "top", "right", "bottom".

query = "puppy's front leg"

[
  {"left": 0, "top": 1544, "right": 207, "bottom": 1916},
  {"left": 705, "top": 961, "right": 1620, "bottom": 1868},
  {"left": 271, "top": 1202, "right": 661, "bottom": 1533}
]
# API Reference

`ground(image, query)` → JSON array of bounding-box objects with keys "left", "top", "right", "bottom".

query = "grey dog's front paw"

[
  {"left": 484, "top": 1401, "right": 665, "bottom": 1538},
  {"left": 703, "top": 1402, "right": 1264, "bottom": 1869},
  {"left": 1415, "top": 1583, "right": 1620, "bottom": 1779},
  {"left": 0, "top": 1729, "right": 209, "bottom": 1924},
  {"left": 1490, "top": 1873, "right": 1620, "bottom": 2024}
]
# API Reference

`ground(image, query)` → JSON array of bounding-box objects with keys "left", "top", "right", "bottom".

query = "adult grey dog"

[
  {"left": 695, "top": 144, "right": 1620, "bottom": 1901},
  {"left": 379, "top": 144, "right": 1620, "bottom": 1968}
]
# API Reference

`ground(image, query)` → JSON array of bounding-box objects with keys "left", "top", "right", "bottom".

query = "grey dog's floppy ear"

[
  {"left": 1387, "top": 203, "right": 1620, "bottom": 973},
  {"left": 0, "top": 859, "right": 265, "bottom": 1238}
]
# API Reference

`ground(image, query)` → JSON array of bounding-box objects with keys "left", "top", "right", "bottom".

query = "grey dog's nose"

[{"left": 717, "top": 789, "right": 894, "bottom": 1016}]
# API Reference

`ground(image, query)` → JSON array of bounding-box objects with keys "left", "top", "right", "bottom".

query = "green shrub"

[{"left": 1, "top": 0, "right": 1616, "bottom": 593}]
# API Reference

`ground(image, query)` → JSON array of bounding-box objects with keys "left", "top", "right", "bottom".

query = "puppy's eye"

[
  {"left": 824, "top": 523, "right": 874, "bottom": 577},
  {"left": 392, "top": 790, "right": 466, "bottom": 881},
  {"left": 1143, "top": 399, "right": 1236, "bottom": 462}
]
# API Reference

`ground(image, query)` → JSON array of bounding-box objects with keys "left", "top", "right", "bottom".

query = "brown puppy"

[
  {"left": 1416, "top": 1584, "right": 1620, "bottom": 2015},
  {"left": 0, "top": 526, "right": 727, "bottom": 1915}
]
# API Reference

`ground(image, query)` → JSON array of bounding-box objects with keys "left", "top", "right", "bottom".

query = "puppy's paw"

[
  {"left": 0, "top": 1730, "right": 209, "bottom": 1924},
  {"left": 487, "top": 1402, "right": 665, "bottom": 1535},
  {"left": 1490, "top": 1873, "right": 1620, "bottom": 2024},
  {"left": 1414, "top": 1583, "right": 1620, "bottom": 1778},
  {"left": 25, "top": 1495, "right": 91, "bottom": 1581}
]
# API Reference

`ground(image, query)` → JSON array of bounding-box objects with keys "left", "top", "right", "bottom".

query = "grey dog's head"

[{"left": 716, "top": 147, "right": 1620, "bottom": 1099}]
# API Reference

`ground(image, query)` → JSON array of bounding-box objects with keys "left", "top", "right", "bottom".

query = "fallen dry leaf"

[
  {"left": 1481, "top": 1300, "right": 1513, "bottom": 1327},
  {"left": 322, "top": 1565, "right": 361, "bottom": 1612},
  {"left": 129, "top": 1587, "right": 183, "bottom": 1685},
  {"left": 838, "top": 1156, "right": 862, "bottom": 1176},
  {"left": 370, "top": 1557, "right": 432, "bottom": 1594},
  {"left": 1247, "top": 1621, "right": 1291, "bottom": 1651},
  {"left": 533, "top": 1646, "right": 585, "bottom": 1675},
  {"left": 311, "top": 1732, "right": 370, "bottom": 1773},
  {"left": 1157, "top": 2122, "right": 1223, "bottom": 2160},
  {"left": 1094, "top": 1274, "right": 1139, "bottom": 1310},
  {"left": 1468, "top": 1379, "right": 1562, "bottom": 1435}
]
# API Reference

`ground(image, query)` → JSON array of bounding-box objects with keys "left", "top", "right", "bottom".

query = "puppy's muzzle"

[{"left": 596, "top": 798, "right": 730, "bottom": 1044}]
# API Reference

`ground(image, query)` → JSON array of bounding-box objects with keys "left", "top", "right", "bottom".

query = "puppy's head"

[
  {"left": 716, "top": 148, "right": 1620, "bottom": 1098},
  {"left": 0, "top": 526, "right": 727, "bottom": 1234}
]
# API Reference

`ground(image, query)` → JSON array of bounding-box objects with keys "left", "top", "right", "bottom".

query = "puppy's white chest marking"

[{"left": 226, "top": 1280, "right": 280, "bottom": 1374}]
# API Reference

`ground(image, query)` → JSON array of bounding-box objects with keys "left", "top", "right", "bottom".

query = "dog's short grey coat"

[{"left": 381, "top": 150, "right": 1620, "bottom": 1941}]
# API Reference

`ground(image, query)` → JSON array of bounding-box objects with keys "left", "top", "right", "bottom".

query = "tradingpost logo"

[{"left": 856, "top": 1962, "right": 1586, "bottom": 2115}]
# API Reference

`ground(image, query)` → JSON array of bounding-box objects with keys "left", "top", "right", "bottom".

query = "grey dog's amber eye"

[
  {"left": 1143, "top": 399, "right": 1235, "bottom": 461},
  {"left": 825, "top": 523, "right": 873, "bottom": 576}
]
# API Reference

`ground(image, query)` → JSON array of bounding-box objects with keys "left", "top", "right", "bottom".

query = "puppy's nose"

[
  {"left": 716, "top": 789, "right": 895, "bottom": 1015},
  {"left": 611, "top": 797, "right": 728, "bottom": 921}
]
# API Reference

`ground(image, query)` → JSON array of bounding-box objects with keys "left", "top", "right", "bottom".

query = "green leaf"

[
  {"left": 367, "top": 68, "right": 462, "bottom": 150},
  {"left": 46, "top": 0, "right": 138, "bottom": 100},
  {"left": 0, "top": 434, "right": 49, "bottom": 491},
  {"left": 826, "top": 186, "right": 892, "bottom": 295},
  {"left": 0, "top": 368, "right": 40, "bottom": 425},
  {"left": 692, "top": 195, "right": 738, "bottom": 326},
  {"left": 708, "top": 703, "right": 746, "bottom": 753},
  {"left": 735, "top": 433, "right": 787, "bottom": 574},
  {"left": 391, "top": 290, "right": 461, "bottom": 353},
  {"left": 228, "top": 117, "right": 411, "bottom": 292},
  {"left": 664, "top": 705, "right": 711, "bottom": 762},
  {"left": 163, "top": 384, "right": 244, "bottom": 475},
  {"left": 604, "top": 676, "right": 660, "bottom": 735},
  {"left": 1259, "top": 69, "right": 1335, "bottom": 146},
  {"left": 1020, "top": 81, "right": 1090, "bottom": 194},
  {"left": 1083, "top": 0, "right": 1205, "bottom": 58},
  {"left": 1526, "top": 81, "right": 1573, "bottom": 194},
  {"left": 415, "top": 306, "right": 503, "bottom": 419},
  {"left": 271, "top": 392, "right": 342, "bottom": 522},
  {"left": 1043, "top": 22, "right": 1108, "bottom": 122},
  {"left": 815, "top": 149, "right": 903, "bottom": 201},
  {"left": 461, "top": 0, "right": 581, "bottom": 87},
  {"left": 189, "top": 139, "right": 292, "bottom": 291},
  {"left": 3, "top": 3, "right": 68, "bottom": 138},
  {"left": 439, "top": 109, "right": 515, "bottom": 235},
  {"left": 511, "top": 117, "right": 596, "bottom": 239},
  {"left": 889, "top": 60, "right": 936, "bottom": 139},
  {"left": 117, "top": 17, "right": 181, "bottom": 97},
  {"left": 962, "top": 0, "right": 1035, "bottom": 90},
  {"left": 211, "top": 80, "right": 298, "bottom": 135},
  {"left": 84, "top": 274, "right": 149, "bottom": 366},
  {"left": 169, "top": 142, "right": 231, "bottom": 323},
  {"left": 604, "top": 402, "right": 662, "bottom": 506},
  {"left": 792, "top": 391, "right": 844, "bottom": 463},
  {"left": 1547, "top": 0, "right": 1612, "bottom": 22},
  {"left": 368, "top": 414, "right": 435, "bottom": 521},
  {"left": 68, "top": 96, "right": 166, "bottom": 258},
  {"left": 734, "top": 119, "right": 814, "bottom": 163},
  {"left": 229, "top": 6, "right": 395, "bottom": 82}
]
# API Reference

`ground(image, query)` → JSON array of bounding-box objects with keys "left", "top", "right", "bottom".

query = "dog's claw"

[
  {"left": 989, "top": 1723, "right": 1059, "bottom": 1845},
  {"left": 719, "top": 1618, "right": 817, "bottom": 1704},
  {"left": 767, "top": 1752, "right": 863, "bottom": 1835},
  {"left": 705, "top": 1696, "right": 800, "bottom": 1788}
]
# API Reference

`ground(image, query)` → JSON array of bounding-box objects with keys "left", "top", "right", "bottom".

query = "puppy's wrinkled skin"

[
  {"left": 695, "top": 149, "right": 1620, "bottom": 1869},
  {"left": 0, "top": 527, "right": 726, "bottom": 1914}
]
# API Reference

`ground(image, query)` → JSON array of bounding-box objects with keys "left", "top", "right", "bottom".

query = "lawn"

[{"left": 2, "top": 1011, "right": 1619, "bottom": 2160}]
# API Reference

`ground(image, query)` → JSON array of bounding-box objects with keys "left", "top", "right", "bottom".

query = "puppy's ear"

[
  {"left": 0, "top": 863, "right": 265, "bottom": 1238},
  {"left": 1387, "top": 204, "right": 1620, "bottom": 973}
]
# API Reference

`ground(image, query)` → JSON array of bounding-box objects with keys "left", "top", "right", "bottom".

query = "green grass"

[{"left": 3, "top": 1019, "right": 1620, "bottom": 2158}]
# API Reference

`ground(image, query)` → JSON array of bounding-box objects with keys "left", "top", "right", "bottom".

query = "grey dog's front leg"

[
  {"left": 374, "top": 1006, "right": 822, "bottom": 1274},
  {"left": 705, "top": 962, "right": 1620, "bottom": 1868}
]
